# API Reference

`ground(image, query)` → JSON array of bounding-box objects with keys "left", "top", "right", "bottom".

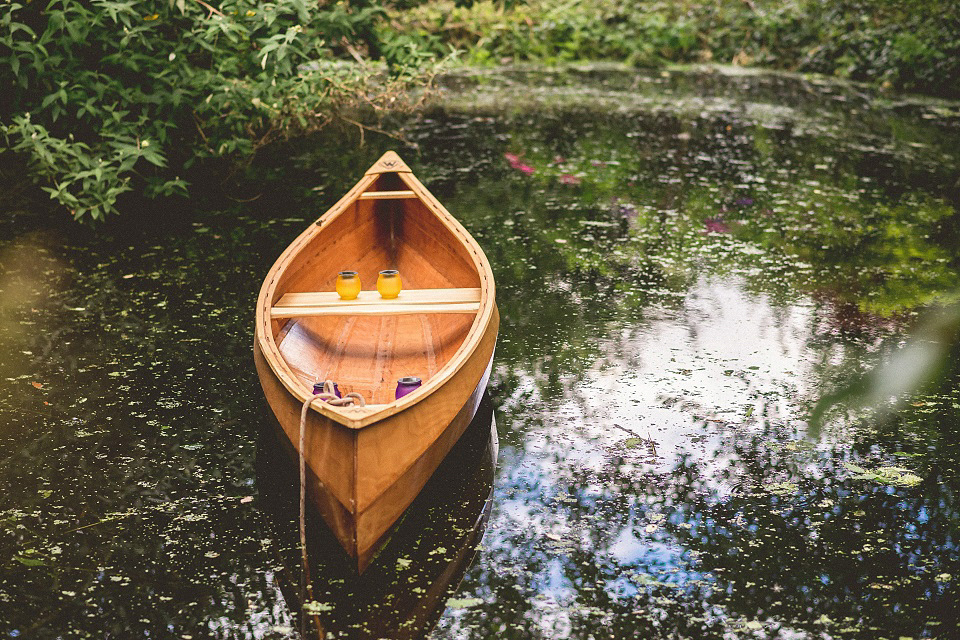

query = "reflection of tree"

[
  {"left": 671, "top": 430, "right": 960, "bottom": 637},
  {"left": 252, "top": 74, "right": 960, "bottom": 403},
  {"left": 381, "top": 100, "right": 959, "bottom": 407}
]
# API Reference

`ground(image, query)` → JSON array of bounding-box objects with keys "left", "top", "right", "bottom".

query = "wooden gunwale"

[{"left": 254, "top": 152, "right": 497, "bottom": 432}]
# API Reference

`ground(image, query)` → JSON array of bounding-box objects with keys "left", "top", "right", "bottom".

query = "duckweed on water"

[
  {"left": 2, "top": 66, "right": 960, "bottom": 638},
  {"left": 844, "top": 463, "right": 923, "bottom": 488}
]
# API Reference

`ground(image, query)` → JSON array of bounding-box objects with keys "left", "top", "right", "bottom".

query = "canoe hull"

[
  {"left": 257, "top": 391, "right": 498, "bottom": 640},
  {"left": 254, "top": 304, "right": 499, "bottom": 571}
]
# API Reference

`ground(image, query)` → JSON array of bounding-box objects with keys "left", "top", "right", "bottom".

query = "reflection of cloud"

[
  {"left": 500, "top": 275, "right": 816, "bottom": 486},
  {"left": 584, "top": 275, "right": 814, "bottom": 476},
  {"left": 489, "top": 274, "right": 825, "bottom": 548},
  {"left": 462, "top": 275, "right": 829, "bottom": 636}
]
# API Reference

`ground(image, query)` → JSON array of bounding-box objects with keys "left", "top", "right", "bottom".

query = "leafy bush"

[
  {"left": 391, "top": 0, "right": 960, "bottom": 95},
  {"left": 0, "top": 0, "right": 427, "bottom": 222}
]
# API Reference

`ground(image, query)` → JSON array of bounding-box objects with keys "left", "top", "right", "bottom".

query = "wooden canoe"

[
  {"left": 254, "top": 151, "right": 499, "bottom": 572},
  {"left": 256, "top": 394, "right": 498, "bottom": 638}
]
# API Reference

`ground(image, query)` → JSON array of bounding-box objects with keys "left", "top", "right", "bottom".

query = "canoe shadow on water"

[{"left": 255, "top": 392, "right": 498, "bottom": 639}]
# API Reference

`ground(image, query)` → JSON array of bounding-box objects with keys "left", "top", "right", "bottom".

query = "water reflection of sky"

[
  {"left": 448, "top": 262, "right": 959, "bottom": 637},
  {"left": 498, "top": 275, "right": 816, "bottom": 486},
  {"left": 469, "top": 275, "right": 819, "bottom": 634},
  {"left": 585, "top": 276, "right": 814, "bottom": 466}
]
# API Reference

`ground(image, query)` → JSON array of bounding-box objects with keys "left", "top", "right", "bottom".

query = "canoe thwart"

[
  {"left": 271, "top": 302, "right": 480, "bottom": 318},
  {"left": 276, "top": 288, "right": 481, "bottom": 308},
  {"left": 358, "top": 190, "right": 417, "bottom": 200},
  {"left": 272, "top": 288, "right": 482, "bottom": 318}
]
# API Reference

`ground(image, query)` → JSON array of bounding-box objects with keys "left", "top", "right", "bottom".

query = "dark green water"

[{"left": 2, "top": 65, "right": 960, "bottom": 638}]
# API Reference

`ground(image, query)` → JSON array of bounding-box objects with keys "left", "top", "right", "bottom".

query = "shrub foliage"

[
  {"left": 392, "top": 0, "right": 960, "bottom": 95},
  {"left": 0, "top": 0, "right": 422, "bottom": 222},
  {"left": 3, "top": 0, "right": 958, "bottom": 223}
]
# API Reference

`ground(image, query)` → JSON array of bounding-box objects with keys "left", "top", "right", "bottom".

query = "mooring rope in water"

[{"left": 296, "top": 382, "right": 365, "bottom": 619}]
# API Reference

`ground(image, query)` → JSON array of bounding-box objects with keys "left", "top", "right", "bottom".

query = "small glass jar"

[
  {"left": 335, "top": 270, "right": 361, "bottom": 300},
  {"left": 395, "top": 376, "right": 422, "bottom": 399},
  {"left": 377, "top": 269, "right": 402, "bottom": 299},
  {"left": 313, "top": 381, "right": 341, "bottom": 398}
]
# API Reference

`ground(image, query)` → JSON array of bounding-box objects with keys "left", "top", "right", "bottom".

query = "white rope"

[
  {"left": 296, "top": 381, "right": 365, "bottom": 620},
  {"left": 298, "top": 392, "right": 321, "bottom": 615}
]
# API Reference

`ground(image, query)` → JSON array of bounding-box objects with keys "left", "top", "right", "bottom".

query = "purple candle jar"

[
  {"left": 313, "top": 381, "right": 341, "bottom": 398},
  {"left": 395, "top": 376, "right": 422, "bottom": 399}
]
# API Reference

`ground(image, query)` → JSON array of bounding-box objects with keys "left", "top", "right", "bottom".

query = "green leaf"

[
  {"left": 302, "top": 601, "right": 334, "bottom": 614},
  {"left": 446, "top": 597, "right": 484, "bottom": 609},
  {"left": 15, "top": 554, "right": 47, "bottom": 567}
]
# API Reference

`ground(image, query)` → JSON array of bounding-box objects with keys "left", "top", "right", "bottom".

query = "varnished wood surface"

[
  {"left": 255, "top": 341, "right": 358, "bottom": 519},
  {"left": 257, "top": 391, "right": 498, "bottom": 640},
  {"left": 357, "top": 190, "right": 417, "bottom": 200},
  {"left": 256, "top": 310, "right": 497, "bottom": 572},
  {"left": 271, "top": 302, "right": 480, "bottom": 318},
  {"left": 276, "top": 288, "right": 481, "bottom": 308},
  {"left": 355, "top": 322, "right": 495, "bottom": 570},
  {"left": 364, "top": 150, "right": 411, "bottom": 174},
  {"left": 255, "top": 158, "right": 494, "bottom": 429},
  {"left": 277, "top": 312, "right": 472, "bottom": 405},
  {"left": 254, "top": 151, "right": 498, "bottom": 572},
  {"left": 355, "top": 307, "right": 498, "bottom": 513}
]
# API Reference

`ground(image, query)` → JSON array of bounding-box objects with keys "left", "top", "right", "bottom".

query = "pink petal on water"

[{"left": 704, "top": 218, "right": 730, "bottom": 234}]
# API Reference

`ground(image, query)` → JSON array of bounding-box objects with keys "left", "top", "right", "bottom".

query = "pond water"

[{"left": 2, "top": 64, "right": 960, "bottom": 639}]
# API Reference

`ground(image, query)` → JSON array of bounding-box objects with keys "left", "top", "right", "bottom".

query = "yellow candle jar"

[
  {"left": 377, "top": 270, "right": 402, "bottom": 299},
  {"left": 335, "top": 270, "right": 362, "bottom": 300}
]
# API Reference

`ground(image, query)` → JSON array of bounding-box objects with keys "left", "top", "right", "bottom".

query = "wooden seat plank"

[
  {"left": 271, "top": 302, "right": 480, "bottom": 318},
  {"left": 358, "top": 190, "right": 417, "bottom": 200},
  {"left": 276, "top": 288, "right": 480, "bottom": 308}
]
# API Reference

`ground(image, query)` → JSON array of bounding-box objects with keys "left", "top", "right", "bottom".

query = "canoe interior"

[{"left": 272, "top": 172, "right": 481, "bottom": 405}]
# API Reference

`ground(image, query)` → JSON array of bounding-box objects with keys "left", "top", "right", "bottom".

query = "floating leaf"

[
  {"left": 302, "top": 601, "right": 334, "bottom": 614},
  {"left": 446, "top": 597, "right": 483, "bottom": 609},
  {"left": 844, "top": 462, "right": 922, "bottom": 487},
  {"left": 15, "top": 554, "right": 47, "bottom": 567},
  {"left": 763, "top": 482, "right": 798, "bottom": 496}
]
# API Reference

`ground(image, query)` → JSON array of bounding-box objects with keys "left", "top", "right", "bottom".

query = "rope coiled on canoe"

[
  {"left": 297, "top": 381, "right": 365, "bottom": 616},
  {"left": 309, "top": 380, "right": 366, "bottom": 407}
]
